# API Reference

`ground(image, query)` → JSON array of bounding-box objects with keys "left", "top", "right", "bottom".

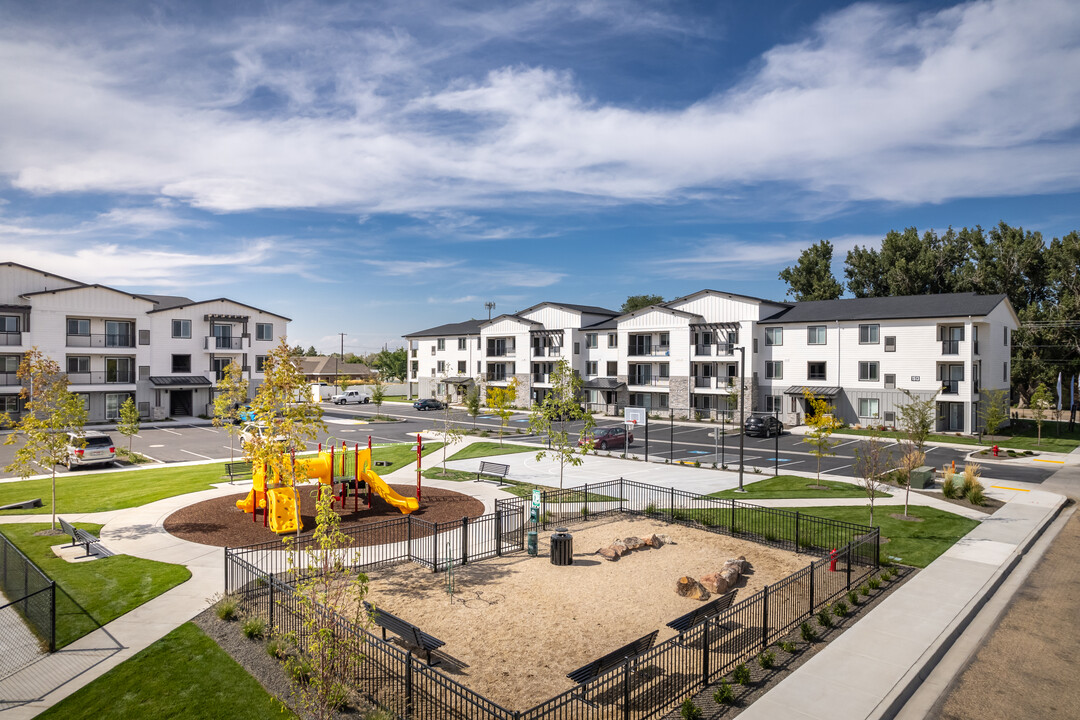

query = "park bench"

[
  {"left": 363, "top": 601, "right": 445, "bottom": 666},
  {"left": 58, "top": 517, "right": 114, "bottom": 559},
  {"left": 474, "top": 461, "right": 510, "bottom": 485},
  {"left": 224, "top": 461, "right": 253, "bottom": 482},
  {"left": 665, "top": 591, "right": 738, "bottom": 634},
  {"left": 566, "top": 630, "right": 659, "bottom": 685}
]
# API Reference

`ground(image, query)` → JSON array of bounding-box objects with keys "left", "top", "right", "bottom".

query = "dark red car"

[{"left": 579, "top": 426, "right": 633, "bottom": 451}]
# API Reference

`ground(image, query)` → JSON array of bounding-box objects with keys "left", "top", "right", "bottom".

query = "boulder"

[
  {"left": 610, "top": 541, "right": 629, "bottom": 556},
  {"left": 596, "top": 546, "right": 620, "bottom": 561},
  {"left": 721, "top": 561, "right": 742, "bottom": 578},
  {"left": 720, "top": 567, "right": 740, "bottom": 588},
  {"left": 725, "top": 556, "right": 750, "bottom": 573},
  {"left": 699, "top": 572, "right": 732, "bottom": 595},
  {"left": 623, "top": 536, "right": 646, "bottom": 551},
  {"left": 676, "top": 576, "right": 710, "bottom": 601},
  {"left": 642, "top": 534, "right": 663, "bottom": 548}
]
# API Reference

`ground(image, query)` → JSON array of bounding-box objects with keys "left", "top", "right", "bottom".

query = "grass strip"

[{"left": 709, "top": 475, "right": 890, "bottom": 499}]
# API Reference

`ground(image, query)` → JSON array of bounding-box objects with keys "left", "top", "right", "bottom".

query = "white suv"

[{"left": 66, "top": 432, "right": 116, "bottom": 469}]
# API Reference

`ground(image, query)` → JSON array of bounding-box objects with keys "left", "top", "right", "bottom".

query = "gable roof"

[
  {"left": 21, "top": 283, "right": 157, "bottom": 304},
  {"left": 137, "top": 294, "right": 194, "bottom": 310},
  {"left": 665, "top": 288, "right": 790, "bottom": 309},
  {"left": 297, "top": 357, "right": 372, "bottom": 376},
  {"left": 518, "top": 301, "right": 618, "bottom": 316},
  {"left": 480, "top": 313, "right": 541, "bottom": 329},
  {"left": 761, "top": 293, "right": 1011, "bottom": 323},
  {"left": 0, "top": 262, "right": 87, "bottom": 289},
  {"left": 403, "top": 319, "right": 484, "bottom": 338},
  {"left": 145, "top": 297, "right": 290, "bottom": 321},
  {"left": 615, "top": 304, "right": 704, "bottom": 322}
]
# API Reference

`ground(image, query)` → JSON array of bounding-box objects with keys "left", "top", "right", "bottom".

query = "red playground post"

[
  {"left": 367, "top": 436, "right": 372, "bottom": 509},
  {"left": 416, "top": 433, "right": 422, "bottom": 502},
  {"left": 353, "top": 443, "right": 360, "bottom": 513}
]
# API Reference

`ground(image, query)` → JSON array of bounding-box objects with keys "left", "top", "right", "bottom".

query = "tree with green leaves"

[
  {"left": 1030, "top": 383, "right": 1052, "bottom": 446},
  {"left": 620, "top": 295, "right": 665, "bottom": 313},
  {"left": 305, "top": 346, "right": 319, "bottom": 357},
  {"left": 371, "top": 347, "right": 407, "bottom": 381},
  {"left": 897, "top": 388, "right": 936, "bottom": 517},
  {"left": 979, "top": 388, "right": 1009, "bottom": 439},
  {"left": 2, "top": 348, "right": 88, "bottom": 530},
  {"left": 487, "top": 378, "right": 519, "bottom": 447},
  {"left": 778, "top": 240, "right": 844, "bottom": 301},
  {"left": 435, "top": 380, "right": 464, "bottom": 474},
  {"left": 117, "top": 396, "right": 141, "bottom": 458},
  {"left": 844, "top": 226, "right": 978, "bottom": 298},
  {"left": 853, "top": 428, "right": 893, "bottom": 526},
  {"left": 212, "top": 359, "right": 249, "bottom": 461},
  {"left": 289, "top": 344, "right": 305, "bottom": 356},
  {"left": 464, "top": 382, "right": 481, "bottom": 428},
  {"left": 801, "top": 390, "right": 843, "bottom": 479},
  {"left": 528, "top": 359, "right": 595, "bottom": 489},
  {"left": 370, "top": 375, "right": 386, "bottom": 417}
]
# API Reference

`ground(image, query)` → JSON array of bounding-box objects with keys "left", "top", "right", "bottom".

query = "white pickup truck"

[{"left": 330, "top": 388, "right": 371, "bottom": 405}]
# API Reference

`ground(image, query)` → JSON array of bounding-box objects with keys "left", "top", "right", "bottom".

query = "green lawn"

[
  {"left": 834, "top": 419, "right": 1080, "bottom": 453},
  {"left": 446, "top": 442, "right": 538, "bottom": 461},
  {"left": 708, "top": 475, "right": 891, "bottom": 500},
  {"left": 0, "top": 523, "right": 191, "bottom": 648},
  {"left": 371, "top": 441, "right": 443, "bottom": 474},
  {"left": 422, "top": 467, "right": 619, "bottom": 502},
  {"left": 37, "top": 622, "right": 294, "bottom": 720}
]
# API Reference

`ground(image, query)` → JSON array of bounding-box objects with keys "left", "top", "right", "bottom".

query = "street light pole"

[
  {"left": 337, "top": 332, "right": 346, "bottom": 391},
  {"left": 738, "top": 345, "right": 746, "bottom": 491}
]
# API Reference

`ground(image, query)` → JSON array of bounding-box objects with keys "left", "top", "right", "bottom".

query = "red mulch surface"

[{"left": 163, "top": 483, "right": 486, "bottom": 548}]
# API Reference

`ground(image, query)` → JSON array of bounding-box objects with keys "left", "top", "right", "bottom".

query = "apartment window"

[
  {"left": 457, "top": 360, "right": 466, "bottom": 374},
  {"left": 477, "top": 337, "right": 482, "bottom": 349},
  {"left": 655, "top": 393, "right": 669, "bottom": 409},
  {"left": 586, "top": 361, "right": 598, "bottom": 376},
  {"left": 0, "top": 316, "right": 19, "bottom": 333},
  {"left": 608, "top": 333, "right": 617, "bottom": 348},
  {"left": 753, "top": 338, "right": 758, "bottom": 353},
  {"left": 765, "top": 361, "right": 783, "bottom": 380},
  {"left": 436, "top": 338, "right": 445, "bottom": 351},
  {"left": 884, "top": 411, "right": 896, "bottom": 424},
  {"left": 884, "top": 336, "right": 896, "bottom": 352},
  {"left": 106, "top": 357, "right": 134, "bottom": 383},
  {"left": 807, "top": 326, "right": 827, "bottom": 345},
  {"left": 765, "top": 327, "right": 783, "bottom": 346},
  {"left": 171, "top": 319, "right": 191, "bottom": 339},
  {"left": 255, "top": 356, "right": 266, "bottom": 373},
  {"left": 1, "top": 356, "right": 19, "bottom": 373},
  {"left": 859, "top": 324, "right": 879, "bottom": 344},
  {"left": 808, "top": 362, "right": 827, "bottom": 381},
  {"left": 1003, "top": 362, "right": 1008, "bottom": 382},
  {"left": 574, "top": 342, "right": 580, "bottom": 355},
  {"left": 859, "top": 361, "right": 879, "bottom": 382},
  {"left": 139, "top": 329, "right": 150, "bottom": 345},
  {"left": 884, "top": 373, "right": 896, "bottom": 389},
  {"left": 858, "top": 398, "right": 880, "bottom": 418},
  {"left": 476, "top": 361, "right": 481, "bottom": 374},
  {"left": 606, "top": 361, "right": 618, "bottom": 376},
  {"left": 658, "top": 363, "right": 670, "bottom": 379},
  {"left": 105, "top": 393, "right": 133, "bottom": 421},
  {"left": 1003, "top": 327, "right": 1008, "bottom": 346},
  {"left": 586, "top": 333, "right": 598, "bottom": 349},
  {"left": 0, "top": 395, "right": 19, "bottom": 414},
  {"left": 256, "top": 323, "right": 273, "bottom": 341},
  {"left": 458, "top": 338, "right": 467, "bottom": 351},
  {"left": 67, "top": 356, "right": 90, "bottom": 374},
  {"left": 791, "top": 396, "right": 798, "bottom": 412},
  {"left": 763, "top": 395, "right": 782, "bottom": 413},
  {"left": 171, "top": 354, "right": 191, "bottom": 373},
  {"left": 658, "top": 332, "right": 669, "bottom": 347},
  {"left": 437, "top": 360, "right": 445, "bottom": 373},
  {"left": 68, "top": 318, "right": 90, "bottom": 336},
  {"left": 411, "top": 361, "right": 418, "bottom": 374}
]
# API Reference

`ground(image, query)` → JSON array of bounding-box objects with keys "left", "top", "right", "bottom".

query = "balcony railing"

[
  {"left": 68, "top": 371, "right": 136, "bottom": 385},
  {"left": 693, "top": 345, "right": 713, "bottom": 356},
  {"left": 630, "top": 376, "right": 669, "bottom": 386},
  {"left": 532, "top": 373, "right": 550, "bottom": 383},
  {"left": 941, "top": 340, "right": 960, "bottom": 355},
  {"left": 206, "top": 336, "right": 244, "bottom": 351},
  {"left": 532, "top": 347, "right": 560, "bottom": 357},
  {"left": 0, "top": 332, "right": 22, "bottom": 346},
  {"left": 628, "top": 346, "right": 670, "bottom": 357},
  {"left": 941, "top": 380, "right": 960, "bottom": 395},
  {"left": 694, "top": 376, "right": 713, "bottom": 388},
  {"left": 485, "top": 372, "right": 508, "bottom": 382},
  {"left": 486, "top": 347, "right": 515, "bottom": 358},
  {"left": 1, "top": 372, "right": 21, "bottom": 386},
  {"left": 66, "top": 333, "right": 135, "bottom": 348}
]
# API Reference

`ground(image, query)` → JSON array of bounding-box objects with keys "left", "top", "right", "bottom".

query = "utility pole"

[
  {"left": 337, "top": 332, "right": 346, "bottom": 390},
  {"left": 485, "top": 301, "right": 496, "bottom": 320}
]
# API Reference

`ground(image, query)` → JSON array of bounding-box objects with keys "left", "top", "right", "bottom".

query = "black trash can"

[{"left": 550, "top": 527, "right": 573, "bottom": 566}]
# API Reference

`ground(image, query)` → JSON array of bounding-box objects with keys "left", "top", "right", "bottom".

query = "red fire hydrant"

[
  {"left": 829, "top": 548, "right": 838, "bottom": 572},
  {"left": 993, "top": 445, "right": 999, "bottom": 457}
]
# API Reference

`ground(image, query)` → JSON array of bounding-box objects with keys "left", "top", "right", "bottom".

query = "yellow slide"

[
  {"left": 236, "top": 453, "right": 333, "bottom": 534},
  {"left": 362, "top": 468, "right": 419, "bottom": 514}
]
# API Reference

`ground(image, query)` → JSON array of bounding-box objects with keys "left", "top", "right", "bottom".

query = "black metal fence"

[
  {"left": 0, "top": 531, "right": 56, "bottom": 678},
  {"left": 225, "top": 479, "right": 879, "bottom": 720}
]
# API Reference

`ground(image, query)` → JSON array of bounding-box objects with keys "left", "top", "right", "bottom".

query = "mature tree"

[
  {"left": 305, "top": 346, "right": 319, "bottom": 357},
  {"left": 371, "top": 348, "right": 407, "bottom": 381},
  {"left": 487, "top": 379, "right": 519, "bottom": 447},
  {"left": 290, "top": 344, "right": 305, "bottom": 356},
  {"left": 528, "top": 359, "right": 595, "bottom": 489},
  {"left": 1030, "top": 383, "right": 1052, "bottom": 445},
  {"left": 778, "top": 240, "right": 844, "bottom": 301},
  {"left": 212, "top": 360, "right": 249, "bottom": 461},
  {"left": 853, "top": 429, "right": 893, "bottom": 526},
  {"left": 117, "top": 396, "right": 141, "bottom": 457},
  {"left": 845, "top": 226, "right": 977, "bottom": 297},
  {"left": 370, "top": 375, "right": 386, "bottom": 417},
  {"left": 2, "top": 348, "right": 88, "bottom": 530},
  {"left": 464, "top": 382, "right": 481, "bottom": 428},
  {"left": 801, "top": 390, "right": 843, "bottom": 479},
  {"left": 897, "top": 389, "right": 936, "bottom": 517},
  {"left": 285, "top": 483, "right": 372, "bottom": 720},
  {"left": 979, "top": 388, "right": 1009, "bottom": 439},
  {"left": 621, "top": 295, "right": 665, "bottom": 313},
  {"left": 971, "top": 222, "right": 1049, "bottom": 310}
]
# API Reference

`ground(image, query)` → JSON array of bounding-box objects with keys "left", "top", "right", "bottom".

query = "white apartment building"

[
  {"left": 404, "top": 290, "right": 1018, "bottom": 434},
  {"left": 0, "top": 263, "right": 289, "bottom": 423}
]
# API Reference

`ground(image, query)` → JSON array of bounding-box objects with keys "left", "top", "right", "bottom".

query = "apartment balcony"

[
  {"left": 486, "top": 348, "right": 515, "bottom": 358},
  {"left": 1, "top": 372, "right": 22, "bottom": 387},
  {"left": 0, "top": 332, "right": 22, "bottom": 347},
  {"left": 532, "top": 347, "right": 561, "bottom": 357},
  {"left": 941, "top": 340, "right": 960, "bottom": 355},
  {"left": 68, "top": 371, "right": 136, "bottom": 385},
  {"left": 485, "top": 372, "right": 509, "bottom": 382},
  {"left": 694, "top": 376, "right": 713, "bottom": 388},
  {"left": 66, "top": 333, "right": 135, "bottom": 349},
  {"left": 941, "top": 380, "right": 960, "bottom": 395},
  {"left": 628, "top": 346, "right": 670, "bottom": 357},
  {"left": 205, "top": 336, "right": 244, "bottom": 351},
  {"left": 532, "top": 373, "right": 550, "bottom": 383},
  {"left": 693, "top": 344, "right": 713, "bottom": 356},
  {"left": 629, "top": 376, "right": 669, "bottom": 387}
]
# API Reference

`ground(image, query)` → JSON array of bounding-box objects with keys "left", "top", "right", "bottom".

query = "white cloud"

[{"left": 652, "top": 234, "right": 881, "bottom": 280}]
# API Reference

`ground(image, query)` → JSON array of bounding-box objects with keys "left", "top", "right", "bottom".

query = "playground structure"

[{"left": 236, "top": 439, "right": 420, "bottom": 534}]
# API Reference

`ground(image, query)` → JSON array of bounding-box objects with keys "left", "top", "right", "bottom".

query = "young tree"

[
  {"left": 801, "top": 390, "right": 844, "bottom": 479},
  {"left": 487, "top": 378, "right": 519, "bottom": 447},
  {"left": 336, "top": 375, "right": 351, "bottom": 394},
  {"left": 620, "top": 294, "right": 665, "bottom": 313},
  {"left": 853, "top": 429, "right": 893, "bottom": 526},
  {"left": 212, "top": 360, "right": 249, "bottom": 461},
  {"left": 978, "top": 388, "right": 1009, "bottom": 439},
  {"left": 117, "top": 396, "right": 141, "bottom": 457},
  {"left": 2, "top": 348, "right": 88, "bottom": 530},
  {"left": 778, "top": 239, "right": 845, "bottom": 301},
  {"left": 285, "top": 482, "right": 372, "bottom": 720},
  {"left": 528, "top": 359, "right": 596, "bottom": 489},
  {"left": 897, "top": 388, "right": 937, "bottom": 517},
  {"left": 435, "top": 380, "right": 464, "bottom": 474},
  {"left": 464, "top": 382, "right": 481, "bottom": 428},
  {"left": 1030, "top": 383, "right": 1052, "bottom": 445},
  {"left": 370, "top": 375, "right": 386, "bottom": 417}
]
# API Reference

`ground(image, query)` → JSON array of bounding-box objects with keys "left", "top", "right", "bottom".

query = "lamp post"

[
  {"left": 738, "top": 345, "right": 746, "bottom": 492},
  {"left": 337, "top": 332, "right": 346, "bottom": 391}
]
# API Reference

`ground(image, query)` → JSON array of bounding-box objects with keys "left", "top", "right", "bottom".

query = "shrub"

[
  {"left": 242, "top": 616, "right": 267, "bottom": 640},
  {"left": 869, "top": 576, "right": 882, "bottom": 590},
  {"left": 680, "top": 698, "right": 702, "bottom": 720},
  {"left": 645, "top": 502, "right": 659, "bottom": 516},
  {"left": 847, "top": 590, "right": 859, "bottom": 606},
  {"left": 800, "top": 621, "right": 817, "bottom": 642},
  {"left": 753, "top": 466, "right": 762, "bottom": 474},
  {"left": 694, "top": 461, "right": 701, "bottom": 468},
  {"left": 832, "top": 601, "right": 848, "bottom": 618},
  {"left": 817, "top": 608, "right": 833, "bottom": 628},
  {"left": 779, "top": 640, "right": 797, "bottom": 653},
  {"left": 859, "top": 584, "right": 870, "bottom": 597},
  {"left": 758, "top": 650, "right": 776, "bottom": 670},
  {"left": 327, "top": 682, "right": 349, "bottom": 711},
  {"left": 967, "top": 481, "right": 985, "bottom": 506},
  {"left": 961, "top": 463, "right": 981, "bottom": 496},
  {"left": 266, "top": 638, "right": 289, "bottom": 660},
  {"left": 215, "top": 596, "right": 240, "bottom": 621},
  {"left": 581, "top": 504, "right": 590, "bottom": 518},
  {"left": 732, "top": 663, "right": 751, "bottom": 685},
  {"left": 364, "top": 709, "right": 397, "bottom": 720},
  {"left": 288, "top": 656, "right": 313, "bottom": 684},
  {"left": 714, "top": 680, "right": 735, "bottom": 705}
]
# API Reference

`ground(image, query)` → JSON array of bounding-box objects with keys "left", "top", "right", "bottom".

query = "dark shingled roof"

[
  {"left": 150, "top": 376, "right": 212, "bottom": 387},
  {"left": 138, "top": 294, "right": 194, "bottom": 310},
  {"left": 582, "top": 317, "right": 620, "bottom": 330},
  {"left": 404, "top": 319, "right": 483, "bottom": 338},
  {"left": 545, "top": 302, "right": 618, "bottom": 315},
  {"left": 761, "top": 293, "right": 1009, "bottom": 323}
]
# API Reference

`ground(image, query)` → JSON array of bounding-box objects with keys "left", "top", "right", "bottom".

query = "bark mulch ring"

[
  {"left": 164, "top": 483, "right": 485, "bottom": 548},
  {"left": 664, "top": 565, "right": 917, "bottom": 719}
]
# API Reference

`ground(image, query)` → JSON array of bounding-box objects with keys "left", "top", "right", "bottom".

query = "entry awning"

[
  {"left": 443, "top": 376, "right": 475, "bottom": 385},
  {"left": 783, "top": 386, "right": 841, "bottom": 397},
  {"left": 150, "top": 376, "right": 213, "bottom": 387},
  {"left": 584, "top": 378, "right": 626, "bottom": 390}
]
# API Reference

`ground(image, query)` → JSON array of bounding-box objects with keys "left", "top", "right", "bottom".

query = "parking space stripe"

[
  {"left": 157, "top": 428, "right": 182, "bottom": 436},
  {"left": 179, "top": 449, "right": 212, "bottom": 460}
]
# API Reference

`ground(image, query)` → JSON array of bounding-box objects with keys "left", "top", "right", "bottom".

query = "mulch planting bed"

[{"left": 164, "top": 484, "right": 485, "bottom": 548}]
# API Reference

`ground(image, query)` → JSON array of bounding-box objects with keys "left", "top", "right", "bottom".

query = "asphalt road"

[{"left": 0, "top": 401, "right": 1059, "bottom": 486}]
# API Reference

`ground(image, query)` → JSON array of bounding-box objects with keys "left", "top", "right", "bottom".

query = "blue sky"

[{"left": 1, "top": 0, "right": 1078, "bottom": 353}]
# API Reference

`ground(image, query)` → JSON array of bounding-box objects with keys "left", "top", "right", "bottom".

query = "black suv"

[
  {"left": 413, "top": 398, "right": 446, "bottom": 411},
  {"left": 744, "top": 414, "right": 783, "bottom": 438}
]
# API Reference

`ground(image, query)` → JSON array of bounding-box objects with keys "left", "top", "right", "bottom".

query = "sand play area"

[{"left": 358, "top": 516, "right": 806, "bottom": 710}]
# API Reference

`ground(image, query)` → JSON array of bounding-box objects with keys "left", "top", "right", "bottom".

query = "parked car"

[
  {"left": 744, "top": 414, "right": 783, "bottom": 438},
  {"left": 578, "top": 426, "right": 633, "bottom": 451},
  {"left": 66, "top": 431, "right": 115, "bottom": 469},
  {"left": 413, "top": 398, "right": 446, "bottom": 411},
  {"left": 331, "top": 388, "right": 371, "bottom": 405},
  {"left": 240, "top": 422, "right": 290, "bottom": 448}
]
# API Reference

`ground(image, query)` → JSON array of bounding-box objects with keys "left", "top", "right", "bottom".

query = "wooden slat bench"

[
  {"left": 363, "top": 601, "right": 445, "bottom": 666},
  {"left": 58, "top": 517, "right": 114, "bottom": 559},
  {"left": 567, "top": 630, "right": 659, "bottom": 685},
  {"left": 666, "top": 591, "right": 738, "bottom": 634},
  {"left": 224, "top": 461, "right": 253, "bottom": 482},
  {"left": 474, "top": 461, "right": 510, "bottom": 485}
]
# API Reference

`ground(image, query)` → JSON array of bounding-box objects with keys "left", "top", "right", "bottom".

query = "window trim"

[
  {"left": 859, "top": 324, "right": 879, "bottom": 344},
  {"left": 884, "top": 335, "right": 896, "bottom": 352},
  {"left": 858, "top": 397, "right": 880, "bottom": 419},
  {"left": 807, "top": 361, "right": 827, "bottom": 382},
  {"left": 255, "top": 355, "right": 267, "bottom": 373},
  {"left": 858, "top": 361, "right": 879, "bottom": 382},
  {"left": 764, "top": 327, "right": 783, "bottom": 346},
  {"left": 255, "top": 323, "right": 273, "bottom": 341},
  {"left": 171, "top": 354, "right": 192, "bottom": 374},
  {"left": 172, "top": 319, "right": 192, "bottom": 339},
  {"left": 457, "top": 337, "right": 467, "bottom": 351},
  {"left": 807, "top": 326, "right": 827, "bottom": 345},
  {"left": 586, "top": 333, "right": 598, "bottom": 349},
  {"left": 765, "top": 360, "right": 783, "bottom": 380}
]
